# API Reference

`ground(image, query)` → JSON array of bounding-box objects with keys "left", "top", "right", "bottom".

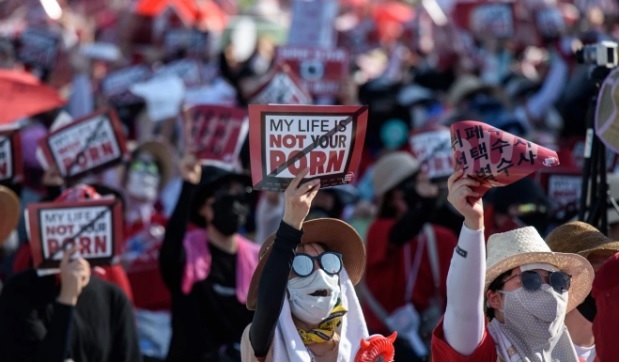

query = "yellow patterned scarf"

[{"left": 296, "top": 301, "right": 348, "bottom": 345}]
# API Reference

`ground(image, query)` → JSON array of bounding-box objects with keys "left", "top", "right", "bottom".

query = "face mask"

[
  {"left": 288, "top": 269, "right": 341, "bottom": 325},
  {"left": 499, "top": 285, "right": 568, "bottom": 340},
  {"left": 210, "top": 194, "right": 249, "bottom": 236},
  {"left": 126, "top": 170, "right": 160, "bottom": 202}
]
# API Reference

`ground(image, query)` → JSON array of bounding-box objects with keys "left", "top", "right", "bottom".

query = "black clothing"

[
  {"left": 249, "top": 221, "right": 302, "bottom": 358},
  {"left": 159, "top": 181, "right": 253, "bottom": 361},
  {"left": 0, "top": 270, "right": 141, "bottom": 362}
]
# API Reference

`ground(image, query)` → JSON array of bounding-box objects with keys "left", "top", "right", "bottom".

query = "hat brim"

[
  {"left": 246, "top": 218, "right": 366, "bottom": 310},
  {"left": 189, "top": 172, "right": 253, "bottom": 228},
  {"left": 579, "top": 242, "right": 619, "bottom": 259},
  {"left": 485, "top": 251, "right": 594, "bottom": 313},
  {"left": 0, "top": 186, "right": 20, "bottom": 244}
]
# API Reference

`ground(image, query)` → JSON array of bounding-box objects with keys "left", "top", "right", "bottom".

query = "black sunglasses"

[
  {"left": 292, "top": 252, "right": 343, "bottom": 278},
  {"left": 504, "top": 270, "right": 571, "bottom": 294}
]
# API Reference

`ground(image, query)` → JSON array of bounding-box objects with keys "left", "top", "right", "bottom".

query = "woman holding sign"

[{"left": 240, "top": 169, "right": 392, "bottom": 362}]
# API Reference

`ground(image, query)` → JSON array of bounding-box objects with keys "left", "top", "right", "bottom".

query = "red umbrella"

[{"left": 0, "top": 69, "right": 66, "bottom": 125}]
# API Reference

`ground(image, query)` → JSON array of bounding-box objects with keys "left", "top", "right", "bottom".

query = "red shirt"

[
  {"left": 122, "top": 212, "right": 171, "bottom": 311},
  {"left": 431, "top": 319, "right": 497, "bottom": 362},
  {"left": 363, "top": 218, "right": 457, "bottom": 334}
]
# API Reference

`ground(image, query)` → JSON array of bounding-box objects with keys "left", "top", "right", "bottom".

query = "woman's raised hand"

[
  {"left": 282, "top": 169, "right": 321, "bottom": 230},
  {"left": 447, "top": 169, "right": 484, "bottom": 230}
]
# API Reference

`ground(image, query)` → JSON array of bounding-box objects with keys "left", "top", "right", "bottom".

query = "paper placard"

[
  {"left": 409, "top": 127, "right": 453, "bottom": 180},
  {"left": 277, "top": 46, "right": 350, "bottom": 97},
  {"left": 162, "top": 28, "right": 209, "bottom": 57},
  {"left": 17, "top": 26, "right": 61, "bottom": 70},
  {"left": 244, "top": 63, "right": 313, "bottom": 105},
  {"left": 0, "top": 126, "right": 23, "bottom": 183},
  {"left": 39, "top": 109, "right": 128, "bottom": 180},
  {"left": 453, "top": 1, "right": 516, "bottom": 39},
  {"left": 27, "top": 198, "right": 124, "bottom": 269},
  {"left": 248, "top": 104, "right": 368, "bottom": 191},
  {"left": 336, "top": 18, "right": 381, "bottom": 55},
  {"left": 451, "top": 120, "right": 560, "bottom": 193},
  {"left": 184, "top": 105, "right": 249, "bottom": 165},
  {"left": 287, "top": 0, "right": 339, "bottom": 48},
  {"left": 101, "top": 65, "right": 152, "bottom": 106},
  {"left": 153, "top": 59, "right": 203, "bottom": 87}
]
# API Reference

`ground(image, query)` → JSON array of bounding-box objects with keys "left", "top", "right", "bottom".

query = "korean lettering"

[
  {"left": 497, "top": 158, "right": 514, "bottom": 176},
  {"left": 517, "top": 150, "right": 536, "bottom": 166},
  {"left": 451, "top": 130, "right": 463, "bottom": 150},
  {"left": 491, "top": 138, "right": 510, "bottom": 154},
  {"left": 470, "top": 143, "right": 489, "bottom": 161},
  {"left": 455, "top": 151, "right": 468, "bottom": 172},
  {"left": 464, "top": 125, "right": 484, "bottom": 140},
  {"left": 474, "top": 164, "right": 497, "bottom": 181}
]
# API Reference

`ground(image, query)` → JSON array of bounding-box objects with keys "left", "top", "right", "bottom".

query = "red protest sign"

[
  {"left": 451, "top": 120, "right": 560, "bottom": 194},
  {"left": 0, "top": 126, "right": 23, "bottom": 183},
  {"left": 17, "top": 26, "right": 61, "bottom": 70},
  {"left": 184, "top": 105, "right": 248, "bottom": 165},
  {"left": 243, "top": 63, "right": 313, "bottom": 105},
  {"left": 101, "top": 65, "right": 152, "bottom": 106},
  {"left": 452, "top": 0, "right": 516, "bottom": 39},
  {"left": 277, "top": 46, "right": 350, "bottom": 97},
  {"left": 536, "top": 167, "right": 582, "bottom": 220},
  {"left": 287, "top": 0, "right": 339, "bottom": 48},
  {"left": 154, "top": 58, "right": 203, "bottom": 87},
  {"left": 409, "top": 126, "right": 453, "bottom": 180},
  {"left": 27, "top": 198, "right": 124, "bottom": 270},
  {"left": 248, "top": 104, "right": 368, "bottom": 191},
  {"left": 39, "top": 109, "right": 128, "bottom": 180}
]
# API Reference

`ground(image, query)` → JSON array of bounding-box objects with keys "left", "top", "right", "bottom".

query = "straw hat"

[
  {"left": 545, "top": 221, "right": 619, "bottom": 259},
  {"left": 246, "top": 218, "right": 366, "bottom": 310},
  {"left": 0, "top": 186, "right": 20, "bottom": 244},
  {"left": 371, "top": 151, "right": 420, "bottom": 196},
  {"left": 447, "top": 75, "right": 497, "bottom": 106},
  {"left": 485, "top": 226, "right": 594, "bottom": 312}
]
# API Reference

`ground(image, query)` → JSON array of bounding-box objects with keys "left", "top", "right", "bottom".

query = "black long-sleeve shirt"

[
  {"left": 0, "top": 269, "right": 141, "bottom": 361},
  {"left": 249, "top": 221, "right": 303, "bottom": 358}
]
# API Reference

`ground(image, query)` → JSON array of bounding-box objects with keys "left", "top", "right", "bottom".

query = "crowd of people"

[{"left": 1, "top": 0, "right": 619, "bottom": 361}]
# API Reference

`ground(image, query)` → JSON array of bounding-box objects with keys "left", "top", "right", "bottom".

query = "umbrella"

[{"left": 0, "top": 69, "right": 66, "bottom": 125}]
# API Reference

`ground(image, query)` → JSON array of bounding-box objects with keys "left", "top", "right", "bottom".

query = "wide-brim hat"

[
  {"left": 485, "top": 226, "right": 594, "bottom": 312},
  {"left": 448, "top": 75, "right": 498, "bottom": 106},
  {"left": 0, "top": 186, "right": 20, "bottom": 244},
  {"left": 189, "top": 169, "right": 253, "bottom": 228},
  {"left": 127, "top": 140, "right": 174, "bottom": 190},
  {"left": 246, "top": 218, "right": 366, "bottom": 310},
  {"left": 371, "top": 151, "right": 420, "bottom": 196},
  {"left": 546, "top": 221, "right": 619, "bottom": 259}
]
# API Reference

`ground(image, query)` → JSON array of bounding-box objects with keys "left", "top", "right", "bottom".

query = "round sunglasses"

[
  {"left": 292, "top": 251, "right": 343, "bottom": 278},
  {"left": 504, "top": 270, "right": 571, "bottom": 294}
]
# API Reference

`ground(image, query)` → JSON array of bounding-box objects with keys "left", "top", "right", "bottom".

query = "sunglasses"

[
  {"left": 292, "top": 251, "right": 343, "bottom": 278},
  {"left": 504, "top": 270, "right": 571, "bottom": 294}
]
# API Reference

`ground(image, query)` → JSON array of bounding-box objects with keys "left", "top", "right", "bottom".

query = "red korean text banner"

[
  {"left": 409, "top": 126, "right": 453, "bottom": 180},
  {"left": 17, "top": 26, "right": 61, "bottom": 71},
  {"left": 452, "top": 0, "right": 516, "bottom": 39},
  {"left": 101, "top": 64, "right": 152, "bottom": 106},
  {"left": 249, "top": 104, "right": 368, "bottom": 191},
  {"left": 0, "top": 126, "right": 23, "bottom": 183},
  {"left": 184, "top": 105, "right": 248, "bottom": 166},
  {"left": 451, "top": 120, "right": 560, "bottom": 194},
  {"left": 277, "top": 46, "right": 350, "bottom": 97},
  {"left": 39, "top": 109, "right": 129, "bottom": 180},
  {"left": 243, "top": 63, "right": 313, "bottom": 105},
  {"left": 27, "top": 198, "right": 124, "bottom": 270}
]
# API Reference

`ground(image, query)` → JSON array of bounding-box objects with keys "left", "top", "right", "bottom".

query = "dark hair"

[{"left": 486, "top": 269, "right": 513, "bottom": 319}]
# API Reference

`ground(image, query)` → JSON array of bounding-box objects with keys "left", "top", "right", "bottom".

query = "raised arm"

[{"left": 442, "top": 170, "right": 486, "bottom": 355}]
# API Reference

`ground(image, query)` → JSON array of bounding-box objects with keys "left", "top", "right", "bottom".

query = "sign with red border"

[
  {"left": 249, "top": 104, "right": 368, "bottom": 191},
  {"left": 0, "top": 126, "right": 23, "bottom": 183},
  {"left": 277, "top": 46, "right": 350, "bottom": 97},
  {"left": 184, "top": 105, "right": 248, "bottom": 165},
  {"left": 39, "top": 109, "right": 128, "bottom": 180},
  {"left": 409, "top": 126, "right": 453, "bottom": 180},
  {"left": 27, "top": 198, "right": 124, "bottom": 269},
  {"left": 244, "top": 63, "right": 313, "bottom": 105},
  {"left": 535, "top": 167, "right": 582, "bottom": 220}
]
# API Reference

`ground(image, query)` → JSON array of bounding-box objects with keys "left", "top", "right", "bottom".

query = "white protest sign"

[
  {"left": 409, "top": 129, "right": 454, "bottom": 179},
  {"left": 287, "top": 0, "right": 339, "bottom": 48}
]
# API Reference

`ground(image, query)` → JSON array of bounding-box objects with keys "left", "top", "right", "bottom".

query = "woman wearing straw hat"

[
  {"left": 240, "top": 169, "right": 371, "bottom": 362},
  {"left": 431, "top": 169, "right": 595, "bottom": 361}
]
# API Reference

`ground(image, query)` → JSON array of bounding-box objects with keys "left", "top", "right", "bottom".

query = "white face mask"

[
  {"left": 287, "top": 269, "right": 341, "bottom": 325},
  {"left": 126, "top": 170, "right": 160, "bottom": 202}
]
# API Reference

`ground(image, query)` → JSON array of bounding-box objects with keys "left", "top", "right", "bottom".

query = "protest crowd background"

[{"left": 1, "top": 0, "right": 619, "bottom": 361}]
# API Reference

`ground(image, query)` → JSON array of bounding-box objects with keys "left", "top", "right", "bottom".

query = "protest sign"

[
  {"left": 39, "top": 109, "right": 128, "bottom": 180},
  {"left": 244, "top": 63, "right": 313, "bottom": 105},
  {"left": 0, "top": 126, "right": 23, "bottom": 183},
  {"left": 17, "top": 26, "right": 61, "bottom": 70},
  {"left": 101, "top": 65, "right": 152, "bottom": 106},
  {"left": 452, "top": 0, "right": 516, "bottom": 39},
  {"left": 27, "top": 198, "right": 123, "bottom": 270},
  {"left": 184, "top": 105, "right": 248, "bottom": 166},
  {"left": 336, "top": 18, "right": 381, "bottom": 55},
  {"left": 248, "top": 104, "right": 368, "bottom": 191},
  {"left": 409, "top": 126, "right": 453, "bottom": 180},
  {"left": 153, "top": 58, "right": 203, "bottom": 87},
  {"left": 162, "top": 27, "right": 209, "bottom": 58},
  {"left": 287, "top": 0, "right": 339, "bottom": 48},
  {"left": 277, "top": 46, "right": 350, "bottom": 97},
  {"left": 451, "top": 120, "right": 560, "bottom": 194},
  {"left": 536, "top": 168, "right": 582, "bottom": 220},
  {"left": 595, "top": 66, "right": 619, "bottom": 154}
]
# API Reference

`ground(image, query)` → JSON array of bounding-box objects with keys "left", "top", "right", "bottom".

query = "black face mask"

[{"left": 210, "top": 194, "right": 249, "bottom": 236}]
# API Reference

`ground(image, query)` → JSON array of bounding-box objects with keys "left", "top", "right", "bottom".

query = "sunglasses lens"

[
  {"left": 520, "top": 270, "right": 542, "bottom": 291},
  {"left": 550, "top": 272, "right": 571, "bottom": 293},
  {"left": 292, "top": 255, "right": 314, "bottom": 277},
  {"left": 320, "top": 253, "right": 343, "bottom": 275}
]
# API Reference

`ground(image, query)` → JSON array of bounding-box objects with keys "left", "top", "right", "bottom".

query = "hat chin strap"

[{"left": 520, "top": 263, "right": 559, "bottom": 272}]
